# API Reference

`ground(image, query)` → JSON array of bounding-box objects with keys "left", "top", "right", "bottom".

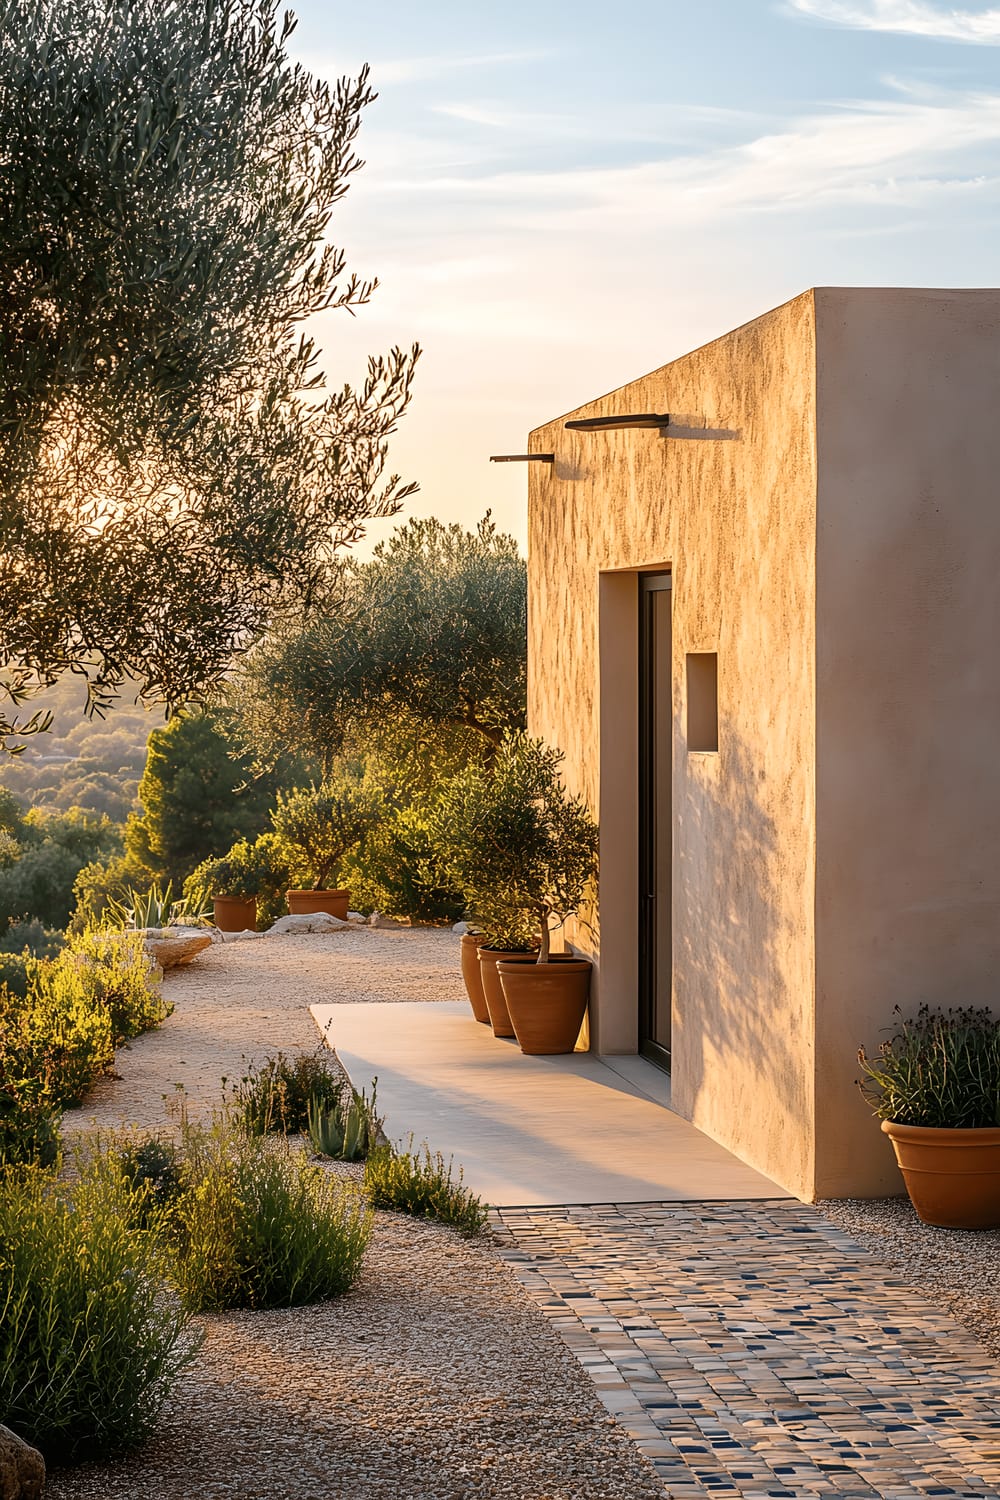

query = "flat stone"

[
  {"left": 142, "top": 931, "right": 213, "bottom": 969},
  {"left": 0, "top": 1425, "right": 44, "bottom": 1500},
  {"left": 367, "top": 912, "right": 410, "bottom": 929},
  {"left": 266, "top": 913, "right": 351, "bottom": 936}
]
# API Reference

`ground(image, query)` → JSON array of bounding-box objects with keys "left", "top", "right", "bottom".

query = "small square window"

[{"left": 686, "top": 653, "right": 718, "bottom": 752}]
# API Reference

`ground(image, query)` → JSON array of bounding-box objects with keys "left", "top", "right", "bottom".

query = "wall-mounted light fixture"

[
  {"left": 565, "top": 413, "right": 670, "bottom": 432},
  {"left": 489, "top": 453, "right": 555, "bottom": 463}
]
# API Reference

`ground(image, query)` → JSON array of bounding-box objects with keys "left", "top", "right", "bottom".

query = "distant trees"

[
  {"left": 0, "top": 0, "right": 417, "bottom": 747},
  {"left": 0, "top": 806, "right": 120, "bottom": 937}
]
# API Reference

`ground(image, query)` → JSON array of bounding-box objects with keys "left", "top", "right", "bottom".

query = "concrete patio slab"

[{"left": 311, "top": 1001, "right": 790, "bottom": 1207}]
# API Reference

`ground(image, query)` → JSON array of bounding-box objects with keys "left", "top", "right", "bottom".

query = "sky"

[{"left": 286, "top": 0, "right": 1000, "bottom": 551}]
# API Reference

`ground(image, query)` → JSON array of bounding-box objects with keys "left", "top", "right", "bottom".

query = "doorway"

[{"left": 638, "top": 573, "right": 672, "bottom": 1070}]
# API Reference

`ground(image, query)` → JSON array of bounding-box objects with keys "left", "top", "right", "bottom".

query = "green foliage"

[
  {"left": 235, "top": 514, "right": 526, "bottom": 770},
  {"left": 364, "top": 1140, "right": 489, "bottom": 1237},
  {"left": 0, "top": 678, "right": 157, "bottom": 820},
  {"left": 308, "top": 1080, "right": 382, "bottom": 1162},
  {"left": 0, "top": 806, "right": 121, "bottom": 934},
  {"left": 341, "top": 802, "right": 464, "bottom": 923},
  {"left": 169, "top": 1115, "right": 371, "bottom": 1312},
  {"left": 116, "top": 1136, "right": 184, "bottom": 1226},
  {"left": 128, "top": 711, "right": 284, "bottom": 887},
  {"left": 104, "top": 881, "right": 212, "bottom": 932},
  {"left": 67, "top": 929, "right": 170, "bottom": 1047},
  {"left": 0, "top": 0, "right": 417, "bottom": 747},
  {"left": 231, "top": 1049, "right": 343, "bottom": 1136},
  {"left": 0, "top": 1159, "right": 198, "bottom": 1461},
  {"left": 428, "top": 734, "right": 600, "bottom": 958},
  {"left": 184, "top": 831, "right": 291, "bottom": 926},
  {"left": 272, "top": 775, "right": 383, "bottom": 890},
  {"left": 0, "top": 929, "right": 165, "bottom": 1161},
  {"left": 0, "top": 917, "right": 62, "bottom": 958},
  {"left": 0, "top": 953, "right": 27, "bottom": 998},
  {"left": 858, "top": 1005, "right": 1000, "bottom": 1128}
]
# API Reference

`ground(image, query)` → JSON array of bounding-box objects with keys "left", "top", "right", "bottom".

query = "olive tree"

[
  {"left": 235, "top": 514, "right": 526, "bottom": 771},
  {"left": 0, "top": 0, "right": 418, "bottom": 746}
]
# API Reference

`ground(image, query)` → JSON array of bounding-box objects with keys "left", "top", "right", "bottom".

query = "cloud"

[
  {"left": 370, "top": 50, "right": 552, "bottom": 85},
  {"left": 359, "top": 87, "right": 1000, "bottom": 230},
  {"left": 785, "top": 1, "right": 1000, "bottom": 43}
]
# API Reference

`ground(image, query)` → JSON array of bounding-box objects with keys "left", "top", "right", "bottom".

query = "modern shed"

[{"left": 526, "top": 287, "right": 1000, "bottom": 1200}]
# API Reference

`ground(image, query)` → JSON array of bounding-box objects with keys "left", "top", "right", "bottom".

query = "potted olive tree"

[
  {"left": 430, "top": 735, "right": 599, "bottom": 1051},
  {"left": 272, "top": 775, "right": 383, "bottom": 920},
  {"left": 186, "top": 833, "right": 291, "bottom": 932},
  {"left": 859, "top": 1004, "right": 1000, "bottom": 1228}
]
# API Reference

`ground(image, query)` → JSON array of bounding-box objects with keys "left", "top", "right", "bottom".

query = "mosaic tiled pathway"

[{"left": 495, "top": 1200, "right": 1000, "bottom": 1500}]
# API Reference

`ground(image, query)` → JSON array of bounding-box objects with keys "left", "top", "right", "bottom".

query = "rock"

[
  {"left": 368, "top": 912, "right": 411, "bottom": 929},
  {"left": 216, "top": 927, "right": 264, "bottom": 942},
  {"left": 141, "top": 930, "right": 213, "bottom": 969},
  {"left": 348, "top": 911, "right": 366, "bottom": 923},
  {"left": 265, "top": 913, "right": 351, "bottom": 936},
  {"left": 452, "top": 920, "right": 470, "bottom": 934},
  {"left": 0, "top": 1424, "right": 45, "bottom": 1500}
]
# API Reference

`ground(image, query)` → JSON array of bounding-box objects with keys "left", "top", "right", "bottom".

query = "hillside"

[{"left": 0, "top": 677, "right": 165, "bottom": 821}]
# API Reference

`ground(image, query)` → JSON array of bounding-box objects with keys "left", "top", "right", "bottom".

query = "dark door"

[{"left": 639, "top": 573, "right": 672, "bottom": 1069}]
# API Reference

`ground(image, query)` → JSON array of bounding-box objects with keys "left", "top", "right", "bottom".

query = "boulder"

[
  {"left": 141, "top": 930, "right": 213, "bottom": 969},
  {"left": 452, "top": 920, "right": 470, "bottom": 934},
  {"left": 0, "top": 1425, "right": 44, "bottom": 1500},
  {"left": 368, "top": 912, "right": 411, "bottom": 930},
  {"left": 265, "top": 912, "right": 351, "bottom": 937}
]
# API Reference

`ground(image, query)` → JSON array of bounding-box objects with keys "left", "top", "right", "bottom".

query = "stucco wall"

[
  {"left": 527, "top": 292, "right": 819, "bottom": 1199},
  {"left": 813, "top": 288, "right": 1000, "bottom": 1198}
]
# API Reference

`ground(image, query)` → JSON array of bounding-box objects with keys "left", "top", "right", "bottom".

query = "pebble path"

[{"left": 495, "top": 1200, "right": 1000, "bottom": 1499}]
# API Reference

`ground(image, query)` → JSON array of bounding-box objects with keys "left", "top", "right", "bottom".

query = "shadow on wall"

[{"left": 673, "top": 731, "right": 814, "bottom": 1195}]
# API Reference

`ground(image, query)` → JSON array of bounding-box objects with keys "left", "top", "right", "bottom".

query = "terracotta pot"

[
  {"left": 286, "top": 889, "right": 350, "bottom": 921},
  {"left": 460, "top": 934, "right": 490, "bottom": 1024},
  {"left": 498, "top": 958, "right": 592, "bottom": 1055},
  {"left": 881, "top": 1119, "right": 1000, "bottom": 1228},
  {"left": 213, "top": 895, "right": 257, "bottom": 933},
  {"left": 477, "top": 946, "right": 537, "bottom": 1037}
]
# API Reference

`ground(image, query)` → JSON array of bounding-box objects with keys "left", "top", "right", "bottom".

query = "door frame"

[{"left": 638, "top": 572, "right": 672, "bottom": 1071}]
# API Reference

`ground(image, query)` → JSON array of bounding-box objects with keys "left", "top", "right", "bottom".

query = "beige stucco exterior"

[{"left": 527, "top": 287, "right": 1000, "bottom": 1202}]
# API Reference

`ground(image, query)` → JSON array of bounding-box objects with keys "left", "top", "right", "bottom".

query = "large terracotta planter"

[
  {"left": 213, "top": 895, "right": 257, "bottom": 932},
  {"left": 460, "top": 934, "right": 490, "bottom": 1024},
  {"left": 477, "top": 946, "right": 536, "bottom": 1037},
  {"left": 498, "top": 958, "right": 592, "bottom": 1055},
  {"left": 286, "top": 889, "right": 349, "bottom": 921},
  {"left": 881, "top": 1119, "right": 1000, "bottom": 1228}
]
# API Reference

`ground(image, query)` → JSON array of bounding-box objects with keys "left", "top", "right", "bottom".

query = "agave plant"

[
  {"left": 105, "top": 883, "right": 214, "bottom": 932},
  {"left": 307, "top": 1080, "right": 381, "bottom": 1162}
]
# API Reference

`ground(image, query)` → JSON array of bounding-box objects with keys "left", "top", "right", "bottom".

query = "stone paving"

[{"left": 495, "top": 1200, "right": 1000, "bottom": 1500}]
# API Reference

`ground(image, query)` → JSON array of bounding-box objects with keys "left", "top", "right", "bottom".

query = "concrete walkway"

[{"left": 312, "top": 1000, "right": 788, "bottom": 1206}]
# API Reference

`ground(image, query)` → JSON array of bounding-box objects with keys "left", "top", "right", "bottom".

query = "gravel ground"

[
  {"left": 50, "top": 930, "right": 664, "bottom": 1500},
  {"left": 815, "top": 1196, "right": 1000, "bottom": 1362}
]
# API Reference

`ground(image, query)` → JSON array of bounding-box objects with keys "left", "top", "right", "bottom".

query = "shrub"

[
  {"left": 0, "top": 953, "right": 27, "bottom": 1000},
  {"left": 231, "top": 1048, "right": 343, "bottom": 1135},
  {"left": 272, "top": 775, "right": 383, "bottom": 890},
  {"left": 184, "top": 831, "right": 291, "bottom": 928},
  {"left": 340, "top": 804, "right": 464, "bottom": 923},
  {"left": 364, "top": 1140, "right": 489, "bottom": 1237},
  {"left": 0, "top": 917, "right": 63, "bottom": 958},
  {"left": 0, "top": 930, "right": 165, "bottom": 1165},
  {"left": 67, "top": 929, "right": 170, "bottom": 1046},
  {"left": 308, "top": 1079, "right": 381, "bottom": 1161},
  {"left": 859, "top": 1004, "right": 1000, "bottom": 1129},
  {"left": 19, "top": 956, "right": 115, "bottom": 1109},
  {"left": 0, "top": 1160, "right": 198, "bottom": 1462},
  {"left": 170, "top": 1115, "right": 371, "bottom": 1311},
  {"left": 116, "top": 1135, "right": 184, "bottom": 1224}
]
